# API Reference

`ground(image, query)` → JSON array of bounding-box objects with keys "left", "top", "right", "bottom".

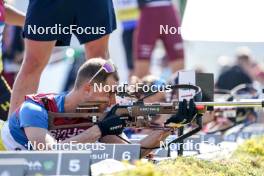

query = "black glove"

[
  {"left": 97, "top": 104, "right": 126, "bottom": 137},
  {"left": 165, "top": 99, "right": 197, "bottom": 125}
]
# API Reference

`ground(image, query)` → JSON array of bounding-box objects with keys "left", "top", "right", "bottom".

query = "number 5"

[{"left": 69, "top": 159, "right": 80, "bottom": 172}]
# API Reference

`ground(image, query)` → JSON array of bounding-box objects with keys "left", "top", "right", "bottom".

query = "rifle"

[
  {"left": 48, "top": 84, "right": 203, "bottom": 130},
  {"left": 48, "top": 84, "right": 264, "bottom": 156}
]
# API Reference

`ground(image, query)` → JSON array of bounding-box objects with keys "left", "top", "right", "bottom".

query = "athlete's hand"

[
  {"left": 165, "top": 99, "right": 197, "bottom": 126},
  {"left": 97, "top": 104, "right": 126, "bottom": 136}
]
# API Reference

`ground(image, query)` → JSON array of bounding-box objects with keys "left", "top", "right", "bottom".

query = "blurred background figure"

[
  {"left": 115, "top": 0, "right": 139, "bottom": 77},
  {"left": 252, "top": 63, "right": 264, "bottom": 84},
  {"left": 134, "top": 0, "right": 184, "bottom": 78},
  {"left": 216, "top": 47, "right": 255, "bottom": 90},
  {"left": 256, "top": 65, "right": 264, "bottom": 87},
  {"left": 2, "top": 25, "right": 24, "bottom": 87},
  {"left": 217, "top": 56, "right": 233, "bottom": 74},
  {"left": 0, "top": 2, "right": 25, "bottom": 121}
]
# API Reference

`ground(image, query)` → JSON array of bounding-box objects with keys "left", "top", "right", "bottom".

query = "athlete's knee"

[
  {"left": 87, "top": 47, "right": 108, "bottom": 58},
  {"left": 86, "top": 44, "right": 108, "bottom": 58},
  {"left": 20, "top": 55, "right": 47, "bottom": 75},
  {"left": 21, "top": 40, "right": 53, "bottom": 74},
  {"left": 85, "top": 35, "right": 109, "bottom": 59}
]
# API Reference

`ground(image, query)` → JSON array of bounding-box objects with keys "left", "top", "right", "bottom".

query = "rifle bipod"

[{"left": 167, "top": 114, "right": 203, "bottom": 157}]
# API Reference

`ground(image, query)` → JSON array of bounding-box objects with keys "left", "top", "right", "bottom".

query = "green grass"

[{"left": 110, "top": 137, "right": 264, "bottom": 176}]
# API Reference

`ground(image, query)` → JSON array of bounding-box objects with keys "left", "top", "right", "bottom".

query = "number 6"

[{"left": 122, "top": 151, "right": 131, "bottom": 161}]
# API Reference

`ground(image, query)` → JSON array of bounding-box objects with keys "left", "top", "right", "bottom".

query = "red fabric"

[
  {"left": 25, "top": 93, "right": 59, "bottom": 112},
  {"left": 25, "top": 93, "right": 76, "bottom": 126},
  {"left": 0, "top": 0, "right": 5, "bottom": 22},
  {"left": 24, "top": 93, "right": 90, "bottom": 141}
]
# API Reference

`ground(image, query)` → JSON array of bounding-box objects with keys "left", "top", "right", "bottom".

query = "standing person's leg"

[
  {"left": 134, "top": 7, "right": 158, "bottom": 78},
  {"left": 9, "top": 0, "right": 75, "bottom": 115},
  {"left": 84, "top": 35, "right": 110, "bottom": 59},
  {"left": 161, "top": 5, "right": 184, "bottom": 73},
  {"left": 9, "top": 40, "right": 56, "bottom": 114},
  {"left": 122, "top": 28, "right": 135, "bottom": 77}
]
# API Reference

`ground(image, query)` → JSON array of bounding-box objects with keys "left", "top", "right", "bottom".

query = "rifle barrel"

[
  {"left": 196, "top": 101, "right": 264, "bottom": 108},
  {"left": 48, "top": 100, "right": 264, "bottom": 121}
]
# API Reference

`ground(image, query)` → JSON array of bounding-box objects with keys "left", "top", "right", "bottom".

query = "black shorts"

[{"left": 23, "top": 0, "right": 117, "bottom": 46}]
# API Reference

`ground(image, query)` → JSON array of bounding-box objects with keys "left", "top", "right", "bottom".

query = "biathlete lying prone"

[{"left": 0, "top": 58, "right": 198, "bottom": 157}]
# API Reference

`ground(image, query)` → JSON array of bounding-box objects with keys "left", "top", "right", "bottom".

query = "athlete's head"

[{"left": 73, "top": 58, "right": 119, "bottom": 106}]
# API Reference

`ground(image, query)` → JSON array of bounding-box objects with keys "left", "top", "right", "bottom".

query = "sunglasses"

[{"left": 88, "top": 59, "right": 116, "bottom": 84}]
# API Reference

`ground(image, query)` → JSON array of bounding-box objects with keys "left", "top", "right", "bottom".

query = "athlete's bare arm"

[
  {"left": 24, "top": 125, "right": 102, "bottom": 150},
  {"left": 139, "top": 130, "right": 171, "bottom": 157},
  {"left": 4, "top": 4, "right": 25, "bottom": 26}
]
